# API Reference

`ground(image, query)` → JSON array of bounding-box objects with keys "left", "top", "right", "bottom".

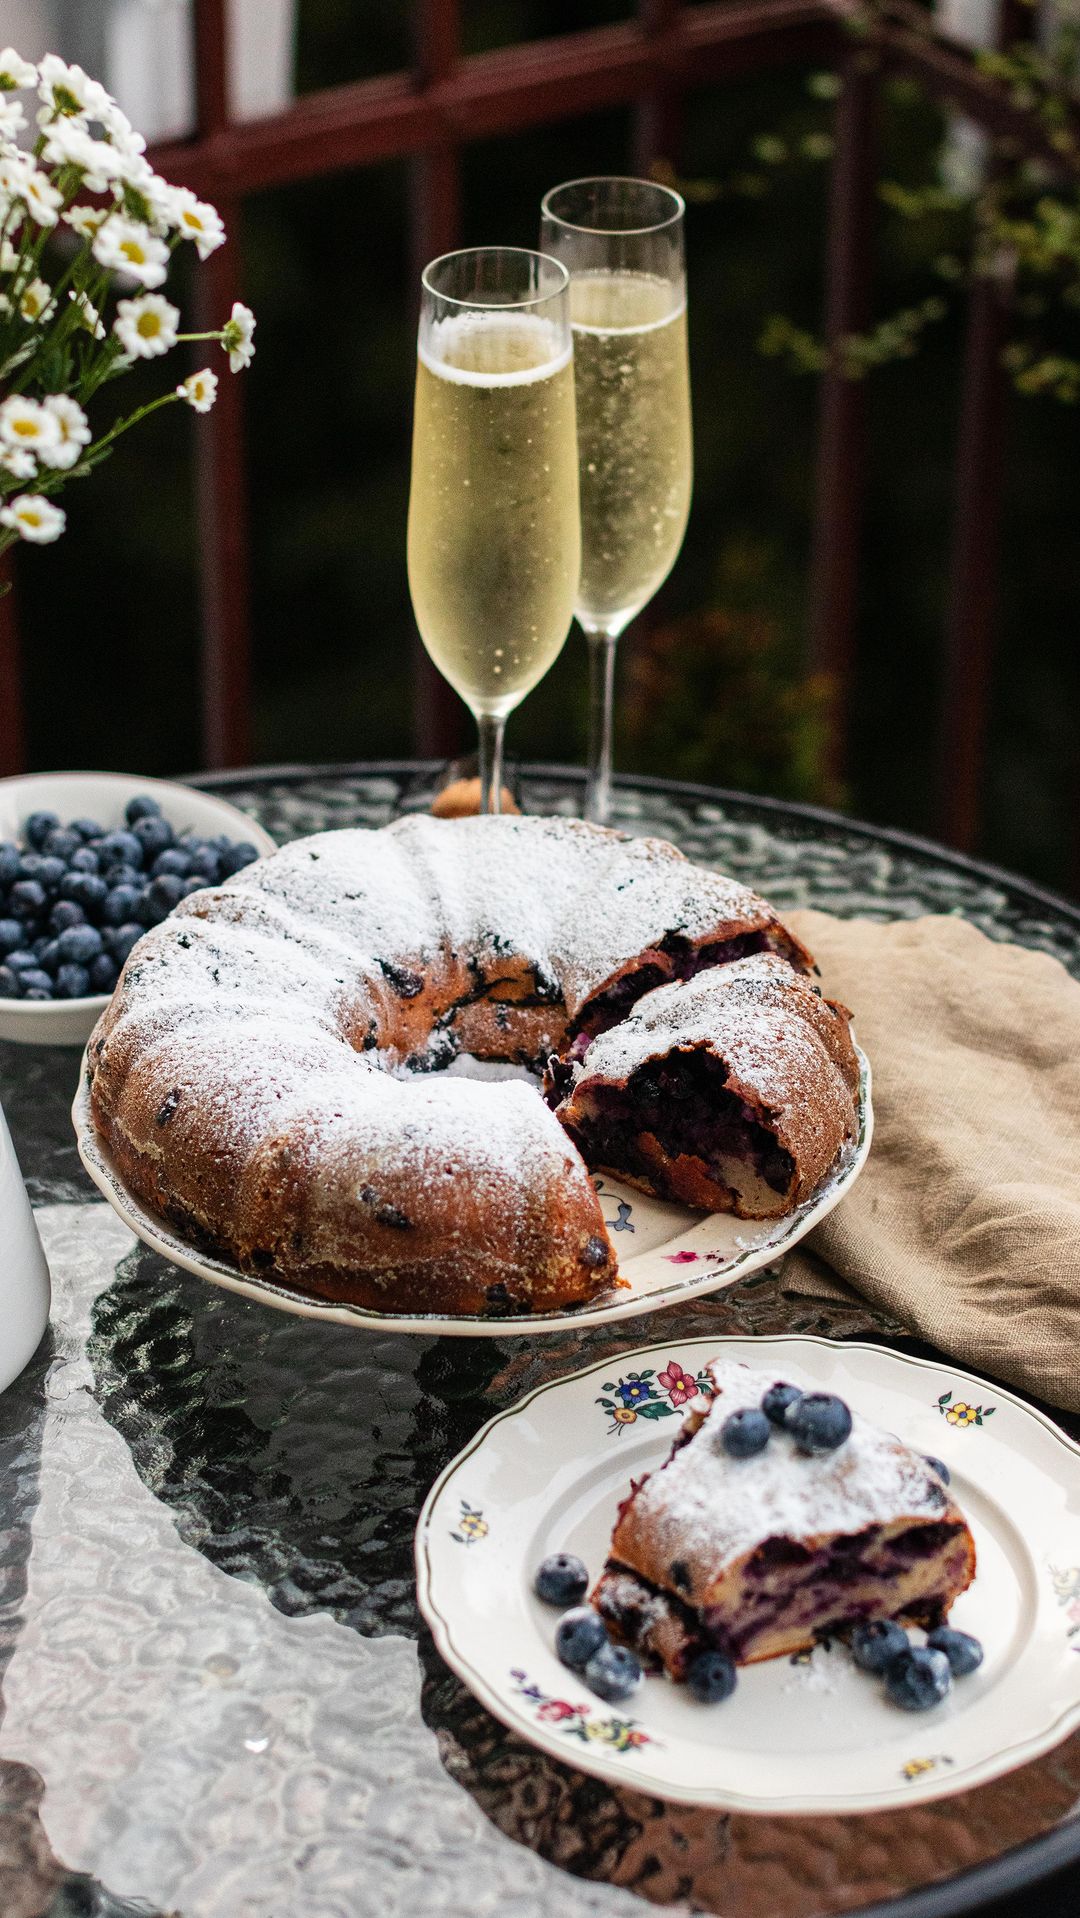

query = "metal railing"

[{"left": 1, "top": 0, "right": 1070, "bottom": 857}]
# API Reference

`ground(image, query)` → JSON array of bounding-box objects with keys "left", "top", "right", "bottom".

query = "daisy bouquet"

[{"left": 0, "top": 47, "right": 256, "bottom": 556}]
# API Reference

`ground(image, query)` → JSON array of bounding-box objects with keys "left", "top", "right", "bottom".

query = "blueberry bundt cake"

[
  {"left": 86, "top": 814, "right": 822, "bottom": 1316},
  {"left": 592, "top": 1357, "right": 976, "bottom": 1675},
  {"left": 549, "top": 954, "right": 860, "bottom": 1218}
]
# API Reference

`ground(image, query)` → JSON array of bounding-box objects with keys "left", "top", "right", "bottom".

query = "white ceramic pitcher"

[{"left": 0, "top": 1100, "right": 50, "bottom": 1394}]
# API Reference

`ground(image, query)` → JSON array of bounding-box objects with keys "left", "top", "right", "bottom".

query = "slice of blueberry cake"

[
  {"left": 548, "top": 952, "right": 860, "bottom": 1219},
  {"left": 592, "top": 1357, "right": 976, "bottom": 1677}
]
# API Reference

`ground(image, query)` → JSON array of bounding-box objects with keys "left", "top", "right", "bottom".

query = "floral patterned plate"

[
  {"left": 416, "top": 1334, "right": 1080, "bottom": 1812},
  {"left": 71, "top": 1049, "right": 871, "bottom": 1336}
]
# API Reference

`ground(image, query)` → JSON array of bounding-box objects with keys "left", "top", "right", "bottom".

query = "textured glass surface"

[{"left": 2, "top": 766, "right": 1078, "bottom": 1918}]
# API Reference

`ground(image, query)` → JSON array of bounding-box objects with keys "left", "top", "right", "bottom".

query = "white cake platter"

[
  {"left": 416, "top": 1333, "right": 1080, "bottom": 1812},
  {"left": 71, "top": 1045, "right": 871, "bottom": 1336}
]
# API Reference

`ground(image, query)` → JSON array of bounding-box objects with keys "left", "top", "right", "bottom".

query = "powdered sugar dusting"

[
  {"left": 222, "top": 814, "right": 792, "bottom": 1012},
  {"left": 620, "top": 1355, "right": 951, "bottom": 1577}
]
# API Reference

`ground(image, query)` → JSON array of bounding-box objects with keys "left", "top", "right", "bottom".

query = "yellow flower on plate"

[{"left": 945, "top": 1402, "right": 978, "bottom": 1427}]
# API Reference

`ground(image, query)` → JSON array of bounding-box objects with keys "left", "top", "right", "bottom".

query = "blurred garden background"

[{"left": 4, "top": 0, "right": 1079, "bottom": 893}]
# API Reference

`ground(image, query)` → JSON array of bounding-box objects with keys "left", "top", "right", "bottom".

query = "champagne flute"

[
  {"left": 540, "top": 177, "right": 692, "bottom": 824},
  {"left": 407, "top": 247, "right": 581, "bottom": 816}
]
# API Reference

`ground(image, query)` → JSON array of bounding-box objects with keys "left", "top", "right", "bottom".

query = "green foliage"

[
  {"left": 622, "top": 603, "right": 841, "bottom": 806},
  {"left": 663, "top": 3, "right": 1080, "bottom": 403}
]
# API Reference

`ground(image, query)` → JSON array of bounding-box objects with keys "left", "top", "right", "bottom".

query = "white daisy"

[
  {"left": 168, "top": 188, "right": 226, "bottom": 260},
  {"left": 42, "top": 121, "right": 124, "bottom": 192},
  {"left": 0, "top": 493, "right": 65, "bottom": 543},
  {"left": 0, "top": 97, "right": 26, "bottom": 137},
  {"left": 37, "top": 54, "right": 111, "bottom": 124},
  {"left": 113, "top": 292, "right": 179, "bottom": 359},
  {"left": 0, "top": 49, "right": 37, "bottom": 91},
  {"left": 92, "top": 216, "right": 169, "bottom": 288},
  {"left": 38, "top": 394, "right": 91, "bottom": 470},
  {"left": 64, "top": 204, "right": 108, "bottom": 240},
  {"left": 68, "top": 288, "right": 105, "bottom": 339},
  {"left": 1, "top": 236, "right": 20, "bottom": 271},
  {"left": 22, "top": 170, "right": 62, "bottom": 227},
  {"left": 176, "top": 367, "right": 218, "bottom": 413},
  {"left": 97, "top": 99, "right": 145, "bottom": 155},
  {"left": 18, "top": 277, "right": 54, "bottom": 323},
  {"left": 0, "top": 395, "right": 60, "bottom": 456},
  {"left": 222, "top": 301, "right": 256, "bottom": 371},
  {"left": 0, "top": 446, "right": 36, "bottom": 480},
  {"left": 0, "top": 152, "right": 32, "bottom": 198}
]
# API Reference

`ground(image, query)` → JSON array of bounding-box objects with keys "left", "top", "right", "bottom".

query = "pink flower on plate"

[
  {"left": 657, "top": 1359, "right": 696, "bottom": 1406},
  {"left": 537, "top": 1698, "right": 586, "bottom": 1723},
  {"left": 664, "top": 1250, "right": 700, "bottom": 1265}
]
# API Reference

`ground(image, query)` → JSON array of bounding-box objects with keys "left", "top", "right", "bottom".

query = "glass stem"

[
  {"left": 584, "top": 627, "right": 618, "bottom": 826},
  {"left": 476, "top": 711, "right": 506, "bottom": 816}
]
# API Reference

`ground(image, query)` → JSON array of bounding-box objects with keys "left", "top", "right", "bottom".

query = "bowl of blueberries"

[{"left": 0, "top": 772, "right": 278, "bottom": 1046}]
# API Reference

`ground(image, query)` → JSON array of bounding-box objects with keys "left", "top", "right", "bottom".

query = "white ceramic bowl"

[{"left": 0, "top": 771, "right": 278, "bottom": 1047}]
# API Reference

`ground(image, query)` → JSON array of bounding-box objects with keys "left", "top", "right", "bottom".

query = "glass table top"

[{"left": 2, "top": 763, "right": 1079, "bottom": 1918}]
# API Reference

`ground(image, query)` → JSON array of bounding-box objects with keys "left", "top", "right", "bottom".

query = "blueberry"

[
  {"left": 926, "top": 1627, "right": 983, "bottom": 1677},
  {"left": 67, "top": 816, "right": 102, "bottom": 842},
  {"left": 102, "top": 885, "right": 141, "bottom": 927},
  {"left": 132, "top": 815, "right": 172, "bottom": 860},
  {"left": 151, "top": 847, "right": 192, "bottom": 878},
  {"left": 9, "top": 879, "right": 46, "bottom": 920},
  {"left": 185, "top": 845, "right": 221, "bottom": 882},
  {"left": 144, "top": 874, "right": 185, "bottom": 920},
  {"left": 35, "top": 856, "right": 66, "bottom": 893},
  {"left": 0, "top": 965, "right": 20, "bottom": 997},
  {"left": 534, "top": 1553, "right": 589, "bottom": 1608},
  {"left": 219, "top": 840, "right": 260, "bottom": 878},
  {"left": 555, "top": 1606, "right": 608, "bottom": 1672},
  {"left": 16, "top": 852, "right": 46, "bottom": 880},
  {"left": 18, "top": 967, "right": 52, "bottom": 995},
  {"left": 761, "top": 1381, "right": 803, "bottom": 1426},
  {"left": 582, "top": 1642, "right": 642, "bottom": 1704},
  {"left": 42, "top": 827, "right": 81, "bottom": 862},
  {"left": 686, "top": 1649, "right": 737, "bottom": 1703},
  {"left": 785, "top": 1392, "right": 853, "bottom": 1454},
  {"left": 37, "top": 939, "right": 60, "bottom": 975},
  {"left": 109, "top": 923, "right": 144, "bottom": 965},
  {"left": 924, "top": 1455, "right": 951, "bottom": 1486},
  {"left": 851, "top": 1619, "right": 909, "bottom": 1674},
  {"left": 64, "top": 873, "right": 107, "bottom": 916},
  {"left": 50, "top": 899, "right": 85, "bottom": 933},
  {"left": 720, "top": 1407, "right": 771, "bottom": 1458},
  {"left": 884, "top": 1645, "right": 952, "bottom": 1711},
  {"left": 105, "top": 863, "right": 141, "bottom": 891},
  {"left": 24, "top": 809, "right": 60, "bottom": 849},
  {"left": 88, "top": 952, "right": 119, "bottom": 993},
  {"left": 68, "top": 846, "right": 100, "bottom": 874},
  {"left": 22, "top": 985, "right": 51, "bottom": 1001},
  {"left": 6, "top": 948, "right": 38, "bottom": 972},
  {"left": 0, "top": 918, "right": 23, "bottom": 954},
  {"left": 179, "top": 875, "right": 207, "bottom": 897},
  {"left": 55, "top": 962, "right": 91, "bottom": 999},
  {"left": 98, "top": 830, "right": 144, "bottom": 870},
  {"left": 0, "top": 841, "right": 20, "bottom": 886},
  {"left": 57, "top": 924, "right": 104, "bottom": 964},
  {"left": 125, "top": 794, "right": 162, "bottom": 825}
]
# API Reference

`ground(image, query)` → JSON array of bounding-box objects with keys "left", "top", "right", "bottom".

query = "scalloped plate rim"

[
  {"left": 415, "top": 1333, "right": 1080, "bottom": 1813},
  {"left": 71, "top": 1046, "right": 871, "bottom": 1337}
]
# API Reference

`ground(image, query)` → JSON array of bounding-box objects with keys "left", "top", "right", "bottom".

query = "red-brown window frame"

[{"left": 1, "top": 0, "right": 1074, "bottom": 857}]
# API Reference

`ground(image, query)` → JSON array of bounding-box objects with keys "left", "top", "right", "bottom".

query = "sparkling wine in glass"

[
  {"left": 541, "top": 177, "right": 692, "bottom": 824},
  {"left": 407, "top": 247, "right": 581, "bottom": 815}
]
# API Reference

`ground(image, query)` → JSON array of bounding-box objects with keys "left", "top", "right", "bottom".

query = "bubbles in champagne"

[
  {"left": 408, "top": 312, "right": 580, "bottom": 716},
  {"left": 569, "top": 271, "right": 692, "bottom": 632}
]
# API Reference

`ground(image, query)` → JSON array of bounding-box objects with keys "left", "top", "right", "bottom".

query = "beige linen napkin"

[{"left": 780, "top": 909, "right": 1080, "bottom": 1415}]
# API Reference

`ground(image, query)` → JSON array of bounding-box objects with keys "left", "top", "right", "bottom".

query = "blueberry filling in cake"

[
  {"left": 561, "top": 1048, "right": 797, "bottom": 1201},
  {"left": 550, "top": 953, "right": 860, "bottom": 1219},
  {"left": 591, "top": 1357, "right": 976, "bottom": 1679},
  {"left": 570, "top": 930, "right": 774, "bottom": 1041}
]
